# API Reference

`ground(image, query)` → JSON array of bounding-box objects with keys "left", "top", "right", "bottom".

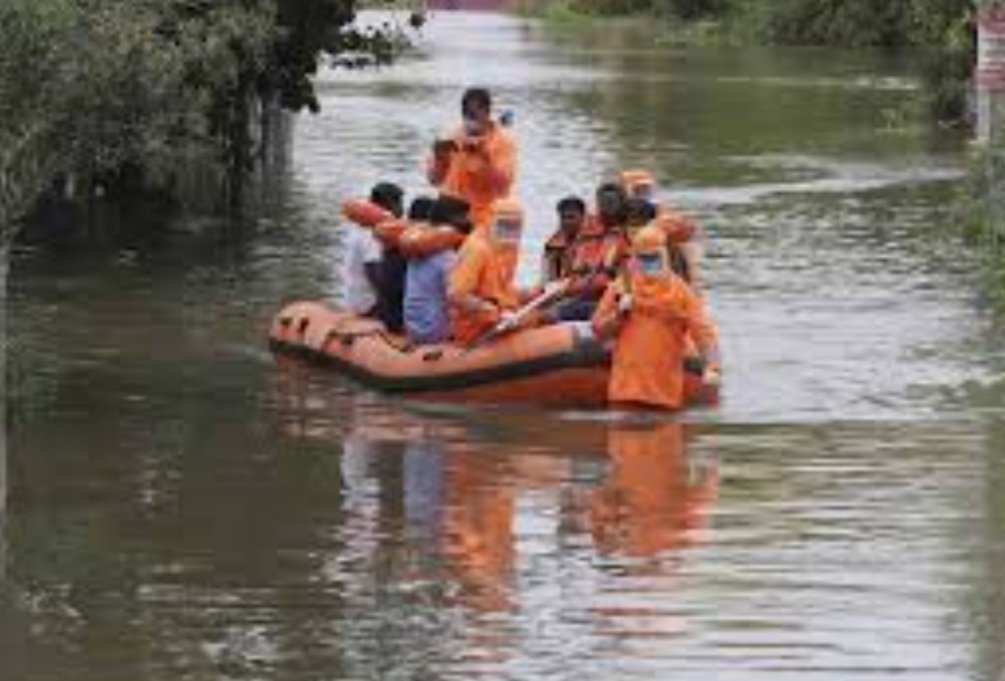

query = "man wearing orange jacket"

[
  {"left": 591, "top": 224, "right": 720, "bottom": 410},
  {"left": 546, "top": 183, "right": 631, "bottom": 322},
  {"left": 427, "top": 88, "right": 517, "bottom": 233},
  {"left": 447, "top": 198, "right": 523, "bottom": 344}
]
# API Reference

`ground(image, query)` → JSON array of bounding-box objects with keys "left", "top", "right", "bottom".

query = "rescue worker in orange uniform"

[
  {"left": 447, "top": 197, "right": 523, "bottom": 344},
  {"left": 427, "top": 88, "right": 517, "bottom": 233},
  {"left": 619, "top": 169, "right": 702, "bottom": 292},
  {"left": 591, "top": 224, "right": 721, "bottom": 410}
]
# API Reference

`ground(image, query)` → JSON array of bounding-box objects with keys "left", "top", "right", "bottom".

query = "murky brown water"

[{"left": 3, "top": 11, "right": 1005, "bottom": 681}]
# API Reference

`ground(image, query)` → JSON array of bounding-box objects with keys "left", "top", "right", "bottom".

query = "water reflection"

[{"left": 273, "top": 360, "right": 718, "bottom": 648}]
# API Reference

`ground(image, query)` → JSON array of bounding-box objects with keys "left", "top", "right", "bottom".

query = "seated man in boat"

[
  {"left": 371, "top": 183, "right": 409, "bottom": 333},
  {"left": 447, "top": 197, "right": 523, "bottom": 344},
  {"left": 342, "top": 181, "right": 403, "bottom": 319},
  {"left": 541, "top": 195, "right": 587, "bottom": 284},
  {"left": 591, "top": 223, "right": 720, "bottom": 411},
  {"left": 546, "top": 182, "right": 631, "bottom": 322},
  {"left": 426, "top": 87, "right": 517, "bottom": 233},
  {"left": 402, "top": 195, "right": 472, "bottom": 345},
  {"left": 620, "top": 168, "right": 702, "bottom": 292}
]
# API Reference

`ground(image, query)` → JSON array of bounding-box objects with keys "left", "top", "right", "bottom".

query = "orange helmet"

[
  {"left": 619, "top": 169, "right": 656, "bottom": 201},
  {"left": 631, "top": 223, "right": 667, "bottom": 254}
]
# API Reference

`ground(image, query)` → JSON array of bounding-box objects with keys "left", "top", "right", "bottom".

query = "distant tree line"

[
  {"left": 564, "top": 0, "right": 972, "bottom": 46},
  {"left": 0, "top": 0, "right": 402, "bottom": 235},
  {"left": 550, "top": 0, "right": 974, "bottom": 122}
]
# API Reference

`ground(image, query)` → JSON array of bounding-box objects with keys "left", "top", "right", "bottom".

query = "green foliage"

[{"left": 0, "top": 0, "right": 398, "bottom": 233}]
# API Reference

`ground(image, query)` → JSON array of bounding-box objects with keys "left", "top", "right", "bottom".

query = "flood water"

[{"left": 3, "top": 11, "right": 1005, "bottom": 681}]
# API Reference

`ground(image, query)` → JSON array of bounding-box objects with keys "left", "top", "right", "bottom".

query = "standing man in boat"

[
  {"left": 426, "top": 87, "right": 517, "bottom": 233},
  {"left": 591, "top": 224, "right": 720, "bottom": 411}
]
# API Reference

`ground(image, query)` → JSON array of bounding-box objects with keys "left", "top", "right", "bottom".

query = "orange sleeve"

[
  {"left": 590, "top": 282, "right": 622, "bottom": 338},
  {"left": 654, "top": 211, "right": 696, "bottom": 244},
  {"left": 487, "top": 130, "right": 516, "bottom": 193},
  {"left": 448, "top": 240, "right": 487, "bottom": 300},
  {"left": 680, "top": 288, "right": 719, "bottom": 361}
]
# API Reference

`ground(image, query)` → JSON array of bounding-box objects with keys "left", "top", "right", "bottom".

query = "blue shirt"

[{"left": 404, "top": 250, "right": 456, "bottom": 344}]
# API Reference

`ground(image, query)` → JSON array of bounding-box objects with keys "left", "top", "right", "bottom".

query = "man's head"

[
  {"left": 370, "top": 182, "right": 404, "bottom": 218},
  {"left": 408, "top": 196, "right": 436, "bottom": 222},
  {"left": 461, "top": 87, "right": 493, "bottom": 137},
  {"left": 625, "top": 197, "right": 657, "bottom": 228},
  {"left": 430, "top": 194, "right": 472, "bottom": 235},
  {"left": 556, "top": 196, "right": 586, "bottom": 235},
  {"left": 595, "top": 182, "right": 628, "bottom": 228}
]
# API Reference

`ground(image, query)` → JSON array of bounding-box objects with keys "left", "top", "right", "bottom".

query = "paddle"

[{"left": 464, "top": 278, "right": 570, "bottom": 351}]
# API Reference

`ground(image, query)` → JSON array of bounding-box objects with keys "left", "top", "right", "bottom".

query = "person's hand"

[
  {"left": 617, "top": 293, "right": 633, "bottom": 314},
  {"left": 433, "top": 138, "right": 457, "bottom": 157},
  {"left": 543, "top": 278, "right": 570, "bottom": 298},
  {"left": 460, "top": 135, "right": 487, "bottom": 156},
  {"left": 498, "top": 310, "right": 519, "bottom": 329},
  {"left": 702, "top": 364, "right": 722, "bottom": 388}
]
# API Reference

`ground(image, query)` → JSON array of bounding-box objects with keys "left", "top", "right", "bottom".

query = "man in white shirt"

[{"left": 341, "top": 182, "right": 404, "bottom": 316}]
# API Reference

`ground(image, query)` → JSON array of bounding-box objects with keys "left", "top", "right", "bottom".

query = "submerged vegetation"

[{"left": 0, "top": 0, "right": 407, "bottom": 237}]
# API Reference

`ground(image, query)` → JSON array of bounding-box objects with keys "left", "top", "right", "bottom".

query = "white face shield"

[
  {"left": 492, "top": 217, "right": 522, "bottom": 244},
  {"left": 634, "top": 250, "right": 666, "bottom": 276},
  {"left": 632, "top": 182, "right": 655, "bottom": 202}
]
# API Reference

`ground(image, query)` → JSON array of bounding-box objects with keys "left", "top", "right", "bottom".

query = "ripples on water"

[{"left": 3, "top": 10, "right": 1005, "bottom": 681}]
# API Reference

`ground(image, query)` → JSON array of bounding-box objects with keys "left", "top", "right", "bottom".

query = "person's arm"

[
  {"left": 679, "top": 287, "right": 721, "bottom": 383},
  {"left": 426, "top": 138, "right": 456, "bottom": 186},
  {"left": 590, "top": 283, "right": 624, "bottom": 340},
  {"left": 447, "top": 243, "right": 500, "bottom": 321},
  {"left": 483, "top": 130, "right": 516, "bottom": 193}
]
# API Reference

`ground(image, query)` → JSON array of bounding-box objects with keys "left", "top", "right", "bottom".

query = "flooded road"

[{"left": 3, "top": 11, "right": 1005, "bottom": 681}]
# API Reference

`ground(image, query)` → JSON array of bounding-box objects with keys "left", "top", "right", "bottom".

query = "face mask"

[
  {"left": 633, "top": 183, "right": 655, "bottom": 201},
  {"left": 463, "top": 116, "right": 484, "bottom": 137},
  {"left": 492, "top": 218, "right": 521, "bottom": 244},
  {"left": 635, "top": 251, "right": 665, "bottom": 276}
]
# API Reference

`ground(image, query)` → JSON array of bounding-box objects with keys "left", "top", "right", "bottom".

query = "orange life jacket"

[
  {"left": 341, "top": 198, "right": 393, "bottom": 228},
  {"left": 397, "top": 223, "right": 465, "bottom": 259},
  {"left": 566, "top": 215, "right": 629, "bottom": 297}
]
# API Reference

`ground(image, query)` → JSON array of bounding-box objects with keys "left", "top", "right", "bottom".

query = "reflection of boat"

[
  {"left": 271, "top": 367, "right": 720, "bottom": 631},
  {"left": 268, "top": 301, "right": 713, "bottom": 407}
]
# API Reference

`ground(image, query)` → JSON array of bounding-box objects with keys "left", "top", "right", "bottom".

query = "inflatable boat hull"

[{"left": 269, "top": 301, "right": 713, "bottom": 408}]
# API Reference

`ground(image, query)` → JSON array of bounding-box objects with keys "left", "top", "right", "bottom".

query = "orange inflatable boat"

[{"left": 268, "top": 301, "right": 715, "bottom": 408}]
